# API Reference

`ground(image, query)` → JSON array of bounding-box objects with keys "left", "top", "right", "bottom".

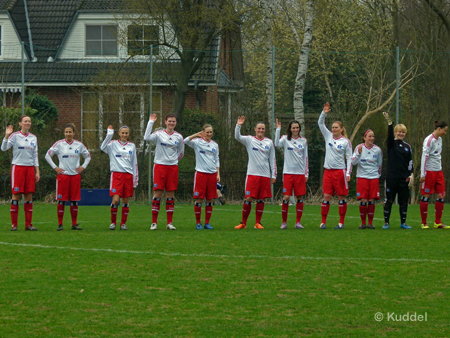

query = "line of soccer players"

[{"left": 1, "top": 104, "right": 448, "bottom": 231}]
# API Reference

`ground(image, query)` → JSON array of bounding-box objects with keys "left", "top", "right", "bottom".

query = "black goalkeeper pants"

[{"left": 384, "top": 177, "right": 410, "bottom": 225}]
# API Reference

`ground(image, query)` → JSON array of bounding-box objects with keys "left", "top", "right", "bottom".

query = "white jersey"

[
  {"left": 100, "top": 129, "right": 138, "bottom": 187},
  {"left": 275, "top": 128, "right": 308, "bottom": 176},
  {"left": 351, "top": 143, "right": 383, "bottom": 179},
  {"left": 184, "top": 137, "right": 219, "bottom": 173},
  {"left": 421, "top": 133, "right": 443, "bottom": 176},
  {"left": 318, "top": 112, "right": 352, "bottom": 174},
  {"left": 45, "top": 139, "right": 91, "bottom": 175},
  {"left": 235, "top": 124, "right": 277, "bottom": 179},
  {"left": 144, "top": 120, "right": 184, "bottom": 165},
  {"left": 1, "top": 131, "right": 39, "bottom": 167}
]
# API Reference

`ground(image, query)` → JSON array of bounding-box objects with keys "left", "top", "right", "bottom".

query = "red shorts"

[
  {"left": 110, "top": 172, "right": 134, "bottom": 198},
  {"left": 283, "top": 174, "right": 306, "bottom": 197},
  {"left": 153, "top": 164, "right": 179, "bottom": 191},
  {"left": 193, "top": 171, "right": 217, "bottom": 200},
  {"left": 11, "top": 165, "right": 35, "bottom": 195},
  {"left": 323, "top": 169, "right": 349, "bottom": 196},
  {"left": 421, "top": 171, "right": 446, "bottom": 196},
  {"left": 56, "top": 174, "right": 81, "bottom": 201},
  {"left": 245, "top": 175, "right": 272, "bottom": 200},
  {"left": 356, "top": 178, "right": 380, "bottom": 200}
]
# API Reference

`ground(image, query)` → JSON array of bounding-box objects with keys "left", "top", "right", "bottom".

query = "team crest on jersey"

[
  {"left": 174, "top": 141, "right": 179, "bottom": 145},
  {"left": 30, "top": 142, "right": 35, "bottom": 146},
  {"left": 425, "top": 188, "right": 430, "bottom": 193},
  {"left": 194, "top": 192, "right": 199, "bottom": 196},
  {"left": 298, "top": 145, "right": 303, "bottom": 149},
  {"left": 373, "top": 155, "right": 377, "bottom": 158},
  {"left": 386, "top": 188, "right": 390, "bottom": 192},
  {"left": 212, "top": 148, "right": 216, "bottom": 152},
  {"left": 265, "top": 146, "right": 269, "bottom": 149},
  {"left": 154, "top": 183, "right": 158, "bottom": 188},
  {"left": 246, "top": 191, "right": 250, "bottom": 195},
  {"left": 405, "top": 148, "right": 409, "bottom": 152},
  {"left": 14, "top": 187, "right": 19, "bottom": 192},
  {"left": 129, "top": 151, "right": 133, "bottom": 155},
  {"left": 75, "top": 149, "right": 79, "bottom": 153},
  {"left": 112, "top": 189, "right": 117, "bottom": 193},
  {"left": 283, "top": 188, "right": 286, "bottom": 192},
  {"left": 357, "top": 192, "right": 360, "bottom": 197},
  {"left": 58, "top": 194, "right": 62, "bottom": 199}
]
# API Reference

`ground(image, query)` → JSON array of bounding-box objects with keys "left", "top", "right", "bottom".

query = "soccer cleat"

[
  {"left": 11, "top": 226, "right": 17, "bottom": 231},
  {"left": 319, "top": 223, "right": 326, "bottom": 229},
  {"left": 366, "top": 224, "right": 375, "bottom": 229},
  {"left": 359, "top": 224, "right": 366, "bottom": 229},
  {"left": 204, "top": 223, "right": 213, "bottom": 230},
  {"left": 421, "top": 223, "right": 429, "bottom": 229},
  {"left": 25, "top": 225, "right": 38, "bottom": 231},
  {"left": 400, "top": 223, "right": 412, "bottom": 229},
  {"left": 254, "top": 223, "right": 264, "bottom": 229},
  {"left": 235, "top": 223, "right": 246, "bottom": 229},
  {"left": 109, "top": 223, "right": 116, "bottom": 230},
  {"left": 280, "top": 222, "right": 287, "bottom": 230},
  {"left": 71, "top": 224, "right": 82, "bottom": 230},
  {"left": 382, "top": 223, "right": 390, "bottom": 229},
  {"left": 150, "top": 223, "right": 157, "bottom": 230},
  {"left": 334, "top": 223, "right": 345, "bottom": 229},
  {"left": 166, "top": 223, "right": 176, "bottom": 230},
  {"left": 295, "top": 223, "right": 304, "bottom": 229},
  {"left": 196, "top": 223, "right": 203, "bottom": 230},
  {"left": 434, "top": 223, "right": 450, "bottom": 229},
  {"left": 57, "top": 224, "right": 63, "bottom": 231},
  {"left": 120, "top": 224, "right": 128, "bottom": 230}
]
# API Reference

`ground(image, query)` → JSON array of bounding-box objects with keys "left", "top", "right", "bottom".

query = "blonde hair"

[
  {"left": 394, "top": 124, "right": 407, "bottom": 134},
  {"left": 202, "top": 124, "right": 212, "bottom": 131},
  {"left": 333, "top": 121, "right": 348, "bottom": 138}
]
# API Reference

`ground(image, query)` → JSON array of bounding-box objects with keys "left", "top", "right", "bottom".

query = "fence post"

[
  {"left": 148, "top": 45, "right": 153, "bottom": 205},
  {"left": 21, "top": 41, "right": 25, "bottom": 116},
  {"left": 395, "top": 46, "right": 399, "bottom": 125},
  {"left": 271, "top": 45, "right": 275, "bottom": 205}
]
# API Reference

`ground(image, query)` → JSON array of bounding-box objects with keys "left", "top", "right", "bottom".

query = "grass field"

[{"left": 0, "top": 202, "right": 449, "bottom": 337}]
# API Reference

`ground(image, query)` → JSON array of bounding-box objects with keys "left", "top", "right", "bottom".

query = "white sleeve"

[
  {"left": 184, "top": 137, "right": 195, "bottom": 149},
  {"left": 45, "top": 144, "right": 58, "bottom": 169},
  {"left": 132, "top": 145, "right": 139, "bottom": 187},
  {"left": 143, "top": 120, "right": 156, "bottom": 142},
  {"left": 346, "top": 141, "right": 352, "bottom": 175},
  {"left": 378, "top": 148, "right": 383, "bottom": 177},
  {"left": 269, "top": 141, "right": 277, "bottom": 179},
  {"left": 234, "top": 124, "right": 249, "bottom": 145},
  {"left": 305, "top": 140, "right": 309, "bottom": 178},
  {"left": 81, "top": 146, "right": 91, "bottom": 169},
  {"left": 274, "top": 128, "right": 282, "bottom": 148},
  {"left": 351, "top": 146, "right": 361, "bottom": 166},
  {"left": 100, "top": 129, "right": 114, "bottom": 153},
  {"left": 1, "top": 136, "right": 13, "bottom": 151},
  {"left": 421, "top": 138, "right": 430, "bottom": 177},
  {"left": 216, "top": 144, "right": 220, "bottom": 168},
  {"left": 33, "top": 139, "right": 39, "bottom": 167},
  {"left": 318, "top": 111, "right": 331, "bottom": 138},
  {"left": 177, "top": 136, "right": 184, "bottom": 161}
]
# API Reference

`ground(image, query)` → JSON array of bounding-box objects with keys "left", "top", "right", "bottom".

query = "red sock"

[
  {"left": 24, "top": 202, "right": 33, "bottom": 227},
  {"left": 194, "top": 202, "right": 202, "bottom": 223},
  {"left": 57, "top": 202, "right": 65, "bottom": 225},
  {"left": 281, "top": 200, "right": 289, "bottom": 223},
  {"left": 121, "top": 204, "right": 129, "bottom": 225},
  {"left": 242, "top": 201, "right": 252, "bottom": 224},
  {"left": 338, "top": 200, "right": 347, "bottom": 224},
  {"left": 166, "top": 198, "right": 175, "bottom": 224},
  {"left": 10, "top": 201, "right": 19, "bottom": 226},
  {"left": 321, "top": 201, "right": 330, "bottom": 223},
  {"left": 255, "top": 200, "right": 265, "bottom": 224},
  {"left": 368, "top": 202, "right": 375, "bottom": 224},
  {"left": 296, "top": 200, "right": 304, "bottom": 223},
  {"left": 205, "top": 202, "right": 213, "bottom": 224},
  {"left": 70, "top": 202, "right": 78, "bottom": 226},
  {"left": 435, "top": 199, "right": 444, "bottom": 224},
  {"left": 420, "top": 199, "right": 428, "bottom": 224},
  {"left": 359, "top": 202, "right": 368, "bottom": 224},
  {"left": 152, "top": 197, "right": 161, "bottom": 223},
  {"left": 111, "top": 204, "right": 118, "bottom": 224}
]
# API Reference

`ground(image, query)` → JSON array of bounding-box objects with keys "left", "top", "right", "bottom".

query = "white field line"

[{"left": 0, "top": 241, "right": 445, "bottom": 263}]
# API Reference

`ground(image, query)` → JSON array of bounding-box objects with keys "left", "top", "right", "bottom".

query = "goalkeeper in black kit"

[{"left": 382, "top": 112, "right": 414, "bottom": 229}]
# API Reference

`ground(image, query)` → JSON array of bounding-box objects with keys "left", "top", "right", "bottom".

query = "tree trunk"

[{"left": 293, "top": 0, "right": 314, "bottom": 137}]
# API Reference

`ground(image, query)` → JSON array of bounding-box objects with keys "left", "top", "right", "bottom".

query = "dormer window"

[
  {"left": 86, "top": 25, "right": 118, "bottom": 56},
  {"left": 127, "top": 25, "right": 159, "bottom": 56}
]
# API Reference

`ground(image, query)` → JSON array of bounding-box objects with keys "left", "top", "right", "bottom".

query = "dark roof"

[
  {"left": 0, "top": 0, "right": 16, "bottom": 10},
  {"left": 79, "top": 0, "right": 124, "bottom": 11}
]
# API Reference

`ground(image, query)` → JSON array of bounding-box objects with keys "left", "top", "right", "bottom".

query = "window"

[
  {"left": 128, "top": 25, "right": 159, "bottom": 56},
  {"left": 86, "top": 25, "right": 118, "bottom": 56},
  {"left": 81, "top": 91, "right": 162, "bottom": 150}
]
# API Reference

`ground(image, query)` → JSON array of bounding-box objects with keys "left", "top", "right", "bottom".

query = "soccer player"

[
  {"left": 185, "top": 124, "right": 220, "bottom": 230},
  {"left": 351, "top": 130, "right": 383, "bottom": 229},
  {"left": 2, "top": 116, "right": 40, "bottom": 231},
  {"left": 234, "top": 116, "right": 277, "bottom": 229},
  {"left": 318, "top": 102, "right": 352, "bottom": 229},
  {"left": 275, "top": 119, "right": 308, "bottom": 229},
  {"left": 101, "top": 125, "right": 138, "bottom": 230},
  {"left": 382, "top": 112, "right": 414, "bottom": 229},
  {"left": 45, "top": 124, "right": 91, "bottom": 231},
  {"left": 144, "top": 114, "right": 184, "bottom": 230},
  {"left": 419, "top": 120, "right": 448, "bottom": 229}
]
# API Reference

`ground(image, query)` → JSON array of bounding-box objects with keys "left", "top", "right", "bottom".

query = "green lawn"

[{"left": 0, "top": 203, "right": 448, "bottom": 337}]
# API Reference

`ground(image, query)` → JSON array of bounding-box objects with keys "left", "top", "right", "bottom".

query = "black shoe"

[
  {"left": 57, "top": 224, "right": 63, "bottom": 231},
  {"left": 71, "top": 224, "right": 82, "bottom": 230},
  {"left": 25, "top": 225, "right": 38, "bottom": 231}
]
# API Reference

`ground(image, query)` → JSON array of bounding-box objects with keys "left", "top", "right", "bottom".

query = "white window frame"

[
  {"left": 85, "top": 24, "right": 118, "bottom": 57},
  {"left": 127, "top": 24, "right": 160, "bottom": 57}
]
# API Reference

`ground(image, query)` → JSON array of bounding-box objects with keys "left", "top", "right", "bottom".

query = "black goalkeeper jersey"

[{"left": 386, "top": 124, "right": 413, "bottom": 180}]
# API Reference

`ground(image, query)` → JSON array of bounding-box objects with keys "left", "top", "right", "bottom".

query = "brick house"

[{"left": 0, "top": 0, "right": 243, "bottom": 149}]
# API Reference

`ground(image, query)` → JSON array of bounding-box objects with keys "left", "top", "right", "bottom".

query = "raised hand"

[
  {"left": 276, "top": 118, "right": 281, "bottom": 129},
  {"left": 149, "top": 114, "right": 157, "bottom": 122},
  {"left": 383, "top": 112, "right": 392, "bottom": 125},
  {"left": 5, "top": 125, "right": 13, "bottom": 138},
  {"left": 358, "top": 144, "right": 363, "bottom": 154},
  {"left": 108, "top": 125, "right": 113, "bottom": 130},
  {"left": 237, "top": 116, "right": 245, "bottom": 126},
  {"left": 323, "top": 102, "right": 331, "bottom": 114}
]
